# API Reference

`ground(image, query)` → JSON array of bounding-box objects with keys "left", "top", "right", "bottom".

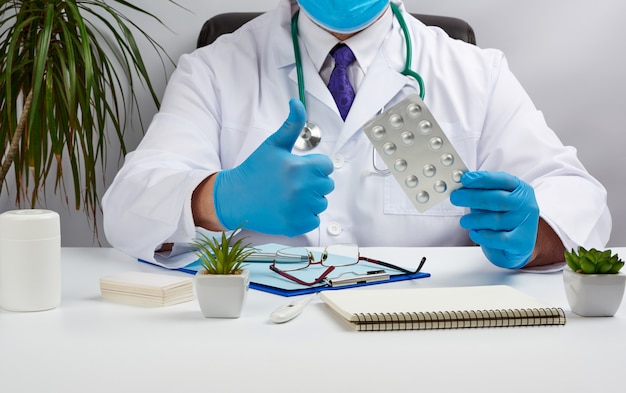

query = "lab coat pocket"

[
  {"left": 382, "top": 121, "right": 470, "bottom": 217},
  {"left": 382, "top": 176, "right": 466, "bottom": 216},
  {"left": 438, "top": 120, "right": 477, "bottom": 171}
]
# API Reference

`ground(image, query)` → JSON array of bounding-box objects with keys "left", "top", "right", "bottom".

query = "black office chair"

[{"left": 197, "top": 12, "right": 476, "bottom": 48}]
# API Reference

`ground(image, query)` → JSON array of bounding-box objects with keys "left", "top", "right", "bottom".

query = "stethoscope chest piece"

[{"left": 295, "top": 121, "right": 321, "bottom": 150}]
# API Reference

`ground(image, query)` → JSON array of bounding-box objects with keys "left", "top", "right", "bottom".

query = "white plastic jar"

[{"left": 0, "top": 209, "right": 61, "bottom": 311}]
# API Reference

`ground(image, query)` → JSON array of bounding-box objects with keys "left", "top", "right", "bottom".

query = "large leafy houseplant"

[{"left": 0, "top": 0, "right": 175, "bottom": 230}]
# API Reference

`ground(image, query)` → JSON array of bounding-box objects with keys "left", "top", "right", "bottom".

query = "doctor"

[{"left": 102, "top": 0, "right": 611, "bottom": 270}]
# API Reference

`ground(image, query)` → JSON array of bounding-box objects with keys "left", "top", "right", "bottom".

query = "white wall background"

[{"left": 1, "top": 0, "right": 624, "bottom": 247}]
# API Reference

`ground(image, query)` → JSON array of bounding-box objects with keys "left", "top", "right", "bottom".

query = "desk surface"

[{"left": 1, "top": 246, "right": 625, "bottom": 393}]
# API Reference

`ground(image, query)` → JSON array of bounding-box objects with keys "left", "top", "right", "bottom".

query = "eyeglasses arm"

[
  {"left": 269, "top": 264, "right": 336, "bottom": 287},
  {"left": 359, "top": 256, "right": 426, "bottom": 275}
]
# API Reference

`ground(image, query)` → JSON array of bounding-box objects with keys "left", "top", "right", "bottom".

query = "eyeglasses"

[{"left": 269, "top": 244, "right": 426, "bottom": 287}]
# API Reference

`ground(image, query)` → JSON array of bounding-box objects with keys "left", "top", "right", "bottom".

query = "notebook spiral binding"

[{"left": 354, "top": 308, "right": 566, "bottom": 331}]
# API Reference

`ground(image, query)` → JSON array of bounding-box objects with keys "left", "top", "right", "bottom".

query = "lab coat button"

[
  {"left": 332, "top": 154, "right": 345, "bottom": 169},
  {"left": 327, "top": 222, "right": 342, "bottom": 236}
]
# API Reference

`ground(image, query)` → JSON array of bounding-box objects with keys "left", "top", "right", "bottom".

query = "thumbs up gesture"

[{"left": 214, "top": 99, "right": 335, "bottom": 236}]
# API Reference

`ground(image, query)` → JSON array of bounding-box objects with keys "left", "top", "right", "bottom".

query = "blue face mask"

[{"left": 298, "top": 0, "right": 390, "bottom": 34}]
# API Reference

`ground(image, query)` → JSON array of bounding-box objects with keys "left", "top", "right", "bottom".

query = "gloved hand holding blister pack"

[
  {"left": 361, "top": 95, "right": 538, "bottom": 269},
  {"left": 213, "top": 99, "right": 335, "bottom": 236},
  {"left": 450, "top": 171, "right": 540, "bottom": 269}
]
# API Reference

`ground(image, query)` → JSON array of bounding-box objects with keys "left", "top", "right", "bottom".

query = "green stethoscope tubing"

[
  {"left": 291, "top": 10, "right": 308, "bottom": 110},
  {"left": 290, "top": 2, "right": 426, "bottom": 116},
  {"left": 390, "top": 2, "right": 426, "bottom": 100}
]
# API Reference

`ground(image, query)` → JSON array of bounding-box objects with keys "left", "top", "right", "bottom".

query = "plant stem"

[{"left": 0, "top": 88, "right": 33, "bottom": 186}]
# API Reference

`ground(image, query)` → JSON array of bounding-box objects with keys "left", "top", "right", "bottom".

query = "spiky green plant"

[
  {"left": 191, "top": 231, "right": 257, "bottom": 275},
  {"left": 565, "top": 247, "right": 624, "bottom": 274},
  {"left": 0, "top": 0, "right": 178, "bottom": 232}
]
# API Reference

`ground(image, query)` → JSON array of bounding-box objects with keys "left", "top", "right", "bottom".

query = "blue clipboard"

[
  {"left": 139, "top": 244, "right": 430, "bottom": 297},
  {"left": 248, "top": 271, "right": 430, "bottom": 296}
]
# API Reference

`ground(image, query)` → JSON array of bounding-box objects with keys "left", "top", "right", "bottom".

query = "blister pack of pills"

[{"left": 362, "top": 94, "right": 468, "bottom": 212}]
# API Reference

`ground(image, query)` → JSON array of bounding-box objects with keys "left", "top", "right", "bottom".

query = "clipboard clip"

[{"left": 324, "top": 270, "right": 390, "bottom": 287}]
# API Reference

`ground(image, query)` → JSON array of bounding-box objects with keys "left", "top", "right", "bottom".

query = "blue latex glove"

[
  {"left": 213, "top": 99, "right": 335, "bottom": 236},
  {"left": 450, "top": 171, "right": 539, "bottom": 269}
]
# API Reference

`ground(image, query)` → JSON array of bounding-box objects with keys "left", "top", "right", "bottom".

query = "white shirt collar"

[{"left": 297, "top": 5, "right": 394, "bottom": 77}]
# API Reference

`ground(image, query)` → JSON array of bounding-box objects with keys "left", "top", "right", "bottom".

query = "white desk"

[{"left": 1, "top": 246, "right": 624, "bottom": 393}]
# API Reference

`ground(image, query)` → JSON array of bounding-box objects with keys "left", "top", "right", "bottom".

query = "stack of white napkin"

[{"left": 99, "top": 271, "right": 194, "bottom": 307}]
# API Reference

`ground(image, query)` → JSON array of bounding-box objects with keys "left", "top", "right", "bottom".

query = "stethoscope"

[{"left": 291, "top": 2, "right": 425, "bottom": 151}]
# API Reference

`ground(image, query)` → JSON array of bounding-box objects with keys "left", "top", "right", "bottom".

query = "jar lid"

[{"left": 0, "top": 209, "right": 60, "bottom": 240}]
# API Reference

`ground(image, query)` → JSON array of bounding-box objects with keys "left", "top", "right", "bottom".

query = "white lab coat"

[{"left": 102, "top": 0, "right": 611, "bottom": 265}]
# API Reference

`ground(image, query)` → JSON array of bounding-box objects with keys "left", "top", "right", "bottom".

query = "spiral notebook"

[{"left": 320, "top": 285, "right": 566, "bottom": 331}]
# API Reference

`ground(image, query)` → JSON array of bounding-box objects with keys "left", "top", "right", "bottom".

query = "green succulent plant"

[
  {"left": 190, "top": 230, "right": 257, "bottom": 275},
  {"left": 564, "top": 247, "right": 624, "bottom": 274}
]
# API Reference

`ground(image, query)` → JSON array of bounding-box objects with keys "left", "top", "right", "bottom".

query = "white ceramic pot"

[
  {"left": 563, "top": 267, "right": 626, "bottom": 317},
  {"left": 194, "top": 269, "right": 250, "bottom": 318}
]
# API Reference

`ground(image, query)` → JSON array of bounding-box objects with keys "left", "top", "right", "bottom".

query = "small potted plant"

[
  {"left": 563, "top": 247, "right": 625, "bottom": 317},
  {"left": 190, "top": 230, "right": 257, "bottom": 318}
]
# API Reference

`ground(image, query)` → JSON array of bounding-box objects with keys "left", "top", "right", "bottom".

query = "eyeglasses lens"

[
  {"left": 274, "top": 244, "right": 359, "bottom": 272},
  {"left": 323, "top": 244, "right": 359, "bottom": 267},
  {"left": 274, "top": 247, "right": 311, "bottom": 271}
]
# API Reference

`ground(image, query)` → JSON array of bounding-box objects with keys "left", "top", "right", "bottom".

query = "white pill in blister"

[
  {"left": 383, "top": 142, "right": 397, "bottom": 155},
  {"left": 405, "top": 175, "right": 418, "bottom": 188},
  {"left": 434, "top": 180, "right": 447, "bottom": 193},
  {"left": 452, "top": 169, "right": 464, "bottom": 183},
  {"left": 417, "top": 191, "right": 430, "bottom": 203},
  {"left": 407, "top": 103, "right": 422, "bottom": 118},
  {"left": 401, "top": 131, "right": 415, "bottom": 146},
  {"left": 419, "top": 120, "right": 432, "bottom": 135},
  {"left": 441, "top": 153, "right": 454, "bottom": 166},
  {"left": 372, "top": 125, "right": 386, "bottom": 140},
  {"left": 429, "top": 137, "right": 443, "bottom": 151},
  {"left": 390, "top": 114, "right": 404, "bottom": 128},
  {"left": 394, "top": 159, "right": 408, "bottom": 172},
  {"left": 423, "top": 164, "right": 436, "bottom": 178}
]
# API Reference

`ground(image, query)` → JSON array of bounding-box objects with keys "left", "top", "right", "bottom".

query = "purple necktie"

[{"left": 328, "top": 44, "right": 356, "bottom": 121}]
